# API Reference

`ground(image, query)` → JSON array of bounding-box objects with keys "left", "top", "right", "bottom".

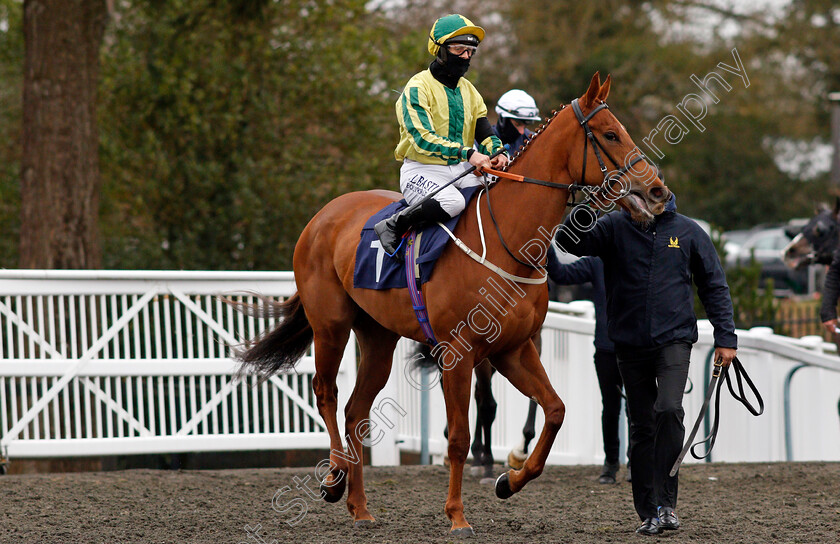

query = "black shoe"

[
  {"left": 657, "top": 507, "right": 680, "bottom": 530},
  {"left": 636, "top": 517, "right": 661, "bottom": 536},
  {"left": 373, "top": 199, "right": 450, "bottom": 257},
  {"left": 625, "top": 464, "right": 632, "bottom": 482},
  {"left": 598, "top": 462, "right": 619, "bottom": 484}
]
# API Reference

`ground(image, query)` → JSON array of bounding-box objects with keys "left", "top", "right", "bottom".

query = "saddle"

[{"left": 352, "top": 186, "right": 481, "bottom": 291}]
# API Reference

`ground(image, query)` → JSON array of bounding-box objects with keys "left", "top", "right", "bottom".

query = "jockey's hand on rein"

[
  {"left": 490, "top": 153, "right": 509, "bottom": 169},
  {"left": 469, "top": 150, "right": 492, "bottom": 175}
]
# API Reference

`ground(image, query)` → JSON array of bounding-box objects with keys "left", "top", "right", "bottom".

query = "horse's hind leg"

[
  {"left": 342, "top": 311, "right": 400, "bottom": 527},
  {"left": 312, "top": 329, "right": 353, "bottom": 503},
  {"left": 490, "top": 339, "right": 565, "bottom": 499},
  {"left": 300, "top": 284, "right": 356, "bottom": 503}
]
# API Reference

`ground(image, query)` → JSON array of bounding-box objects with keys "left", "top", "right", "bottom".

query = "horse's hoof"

[
  {"left": 354, "top": 519, "right": 374, "bottom": 529},
  {"left": 450, "top": 526, "right": 475, "bottom": 537},
  {"left": 469, "top": 465, "right": 482, "bottom": 477},
  {"left": 320, "top": 480, "right": 345, "bottom": 503},
  {"left": 479, "top": 476, "right": 496, "bottom": 485},
  {"left": 507, "top": 450, "right": 526, "bottom": 470},
  {"left": 495, "top": 472, "right": 514, "bottom": 500}
]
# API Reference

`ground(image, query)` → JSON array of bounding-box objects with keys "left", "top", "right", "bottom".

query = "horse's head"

[
  {"left": 782, "top": 198, "right": 840, "bottom": 269},
  {"left": 568, "top": 73, "right": 670, "bottom": 222}
]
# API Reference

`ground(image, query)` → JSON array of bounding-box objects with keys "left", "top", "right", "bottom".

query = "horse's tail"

[
  {"left": 409, "top": 341, "right": 439, "bottom": 371},
  {"left": 229, "top": 292, "right": 313, "bottom": 380}
]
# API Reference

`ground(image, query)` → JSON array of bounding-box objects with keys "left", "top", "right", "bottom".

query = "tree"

[{"left": 19, "top": 0, "right": 107, "bottom": 269}]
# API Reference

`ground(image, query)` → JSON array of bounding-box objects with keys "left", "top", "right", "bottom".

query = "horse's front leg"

[
  {"left": 441, "top": 355, "right": 476, "bottom": 536},
  {"left": 490, "top": 339, "right": 565, "bottom": 498}
]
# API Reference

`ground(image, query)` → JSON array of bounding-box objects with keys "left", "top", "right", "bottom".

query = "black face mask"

[
  {"left": 499, "top": 117, "right": 521, "bottom": 145},
  {"left": 430, "top": 46, "right": 471, "bottom": 88},
  {"left": 443, "top": 55, "right": 470, "bottom": 79}
]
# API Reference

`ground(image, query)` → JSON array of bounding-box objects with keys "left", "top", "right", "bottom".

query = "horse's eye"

[{"left": 604, "top": 131, "right": 619, "bottom": 142}]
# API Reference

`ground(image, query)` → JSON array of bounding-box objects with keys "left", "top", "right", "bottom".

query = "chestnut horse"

[{"left": 236, "top": 73, "right": 669, "bottom": 536}]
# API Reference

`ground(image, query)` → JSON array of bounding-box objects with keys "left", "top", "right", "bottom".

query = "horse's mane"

[{"left": 502, "top": 105, "right": 565, "bottom": 172}]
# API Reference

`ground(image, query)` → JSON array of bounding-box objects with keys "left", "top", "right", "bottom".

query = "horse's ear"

[
  {"left": 582, "top": 72, "right": 601, "bottom": 107},
  {"left": 596, "top": 74, "right": 612, "bottom": 102}
]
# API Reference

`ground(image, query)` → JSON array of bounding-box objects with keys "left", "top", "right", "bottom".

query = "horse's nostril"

[{"left": 649, "top": 187, "right": 665, "bottom": 201}]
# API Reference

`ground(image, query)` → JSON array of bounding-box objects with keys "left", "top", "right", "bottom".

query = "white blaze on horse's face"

[
  {"left": 591, "top": 114, "right": 669, "bottom": 222},
  {"left": 782, "top": 233, "right": 810, "bottom": 270}
]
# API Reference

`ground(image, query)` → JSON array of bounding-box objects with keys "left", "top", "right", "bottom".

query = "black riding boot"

[{"left": 374, "top": 199, "right": 450, "bottom": 258}]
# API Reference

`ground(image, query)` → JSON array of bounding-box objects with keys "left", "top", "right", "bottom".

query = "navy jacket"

[
  {"left": 546, "top": 254, "right": 614, "bottom": 353},
  {"left": 555, "top": 196, "right": 737, "bottom": 350}
]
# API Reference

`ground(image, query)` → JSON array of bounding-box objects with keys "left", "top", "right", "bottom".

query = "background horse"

[
  {"left": 234, "top": 73, "right": 669, "bottom": 536},
  {"left": 783, "top": 198, "right": 840, "bottom": 349},
  {"left": 783, "top": 198, "right": 840, "bottom": 270}
]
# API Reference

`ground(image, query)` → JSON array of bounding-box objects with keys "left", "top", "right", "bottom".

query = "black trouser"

[
  {"left": 594, "top": 349, "right": 623, "bottom": 465},
  {"left": 616, "top": 342, "right": 691, "bottom": 520}
]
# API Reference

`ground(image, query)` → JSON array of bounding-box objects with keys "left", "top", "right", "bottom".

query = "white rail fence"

[
  {"left": 0, "top": 271, "right": 355, "bottom": 460},
  {"left": 2, "top": 271, "right": 840, "bottom": 467},
  {"left": 376, "top": 302, "right": 840, "bottom": 466}
]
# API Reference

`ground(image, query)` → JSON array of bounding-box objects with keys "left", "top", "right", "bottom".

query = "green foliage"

[
  {"left": 98, "top": 0, "right": 405, "bottom": 270},
  {"left": 725, "top": 252, "right": 778, "bottom": 330},
  {"left": 488, "top": 1, "right": 833, "bottom": 230}
]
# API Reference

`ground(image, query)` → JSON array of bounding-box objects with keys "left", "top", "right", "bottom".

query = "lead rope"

[{"left": 669, "top": 356, "right": 763, "bottom": 476}]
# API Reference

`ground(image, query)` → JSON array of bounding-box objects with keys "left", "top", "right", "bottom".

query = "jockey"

[
  {"left": 493, "top": 89, "right": 542, "bottom": 155},
  {"left": 374, "top": 14, "right": 508, "bottom": 257}
]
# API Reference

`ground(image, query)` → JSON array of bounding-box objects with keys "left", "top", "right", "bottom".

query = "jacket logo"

[{"left": 668, "top": 237, "right": 680, "bottom": 248}]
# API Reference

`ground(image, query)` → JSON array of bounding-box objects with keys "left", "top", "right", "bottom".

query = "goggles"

[
  {"left": 498, "top": 105, "right": 541, "bottom": 121},
  {"left": 447, "top": 44, "right": 478, "bottom": 56}
]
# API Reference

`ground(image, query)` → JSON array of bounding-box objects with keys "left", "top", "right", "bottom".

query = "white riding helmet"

[{"left": 495, "top": 89, "right": 541, "bottom": 123}]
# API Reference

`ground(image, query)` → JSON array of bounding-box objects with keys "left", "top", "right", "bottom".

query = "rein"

[{"left": 669, "top": 354, "right": 764, "bottom": 476}]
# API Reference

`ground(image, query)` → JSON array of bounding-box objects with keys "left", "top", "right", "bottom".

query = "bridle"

[
  {"left": 480, "top": 98, "right": 656, "bottom": 270},
  {"left": 570, "top": 98, "right": 648, "bottom": 197}
]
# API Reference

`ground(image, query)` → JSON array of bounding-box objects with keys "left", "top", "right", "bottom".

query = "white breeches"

[{"left": 399, "top": 159, "right": 482, "bottom": 218}]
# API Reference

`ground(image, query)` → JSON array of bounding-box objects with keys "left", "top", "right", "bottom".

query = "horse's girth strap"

[{"left": 436, "top": 222, "right": 548, "bottom": 285}]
